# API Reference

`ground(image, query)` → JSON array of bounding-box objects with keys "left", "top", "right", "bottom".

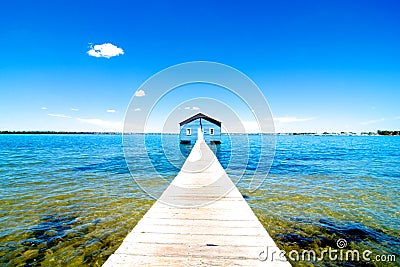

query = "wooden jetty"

[{"left": 104, "top": 130, "right": 290, "bottom": 266}]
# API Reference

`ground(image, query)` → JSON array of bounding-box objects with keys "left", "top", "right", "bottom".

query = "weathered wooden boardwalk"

[{"left": 104, "top": 132, "right": 290, "bottom": 266}]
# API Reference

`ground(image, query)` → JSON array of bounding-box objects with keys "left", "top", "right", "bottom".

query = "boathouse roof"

[{"left": 179, "top": 113, "right": 221, "bottom": 127}]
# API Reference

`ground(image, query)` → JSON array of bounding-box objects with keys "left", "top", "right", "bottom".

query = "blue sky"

[{"left": 0, "top": 0, "right": 399, "bottom": 133}]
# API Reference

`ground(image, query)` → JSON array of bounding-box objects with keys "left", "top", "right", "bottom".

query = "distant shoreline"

[
  {"left": 0, "top": 131, "right": 121, "bottom": 135},
  {"left": 1, "top": 131, "right": 399, "bottom": 136}
]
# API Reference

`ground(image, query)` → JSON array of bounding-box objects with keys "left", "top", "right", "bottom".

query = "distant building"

[{"left": 179, "top": 113, "right": 221, "bottom": 144}]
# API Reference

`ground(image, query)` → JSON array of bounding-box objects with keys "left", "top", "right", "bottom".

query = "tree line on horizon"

[
  {"left": 377, "top": 130, "right": 400, "bottom": 136},
  {"left": 0, "top": 130, "right": 399, "bottom": 135}
]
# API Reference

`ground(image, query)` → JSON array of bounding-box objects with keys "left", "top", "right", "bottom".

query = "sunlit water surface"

[{"left": 0, "top": 134, "right": 399, "bottom": 266}]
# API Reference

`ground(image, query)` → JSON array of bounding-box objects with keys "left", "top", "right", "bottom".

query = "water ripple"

[{"left": 0, "top": 134, "right": 399, "bottom": 266}]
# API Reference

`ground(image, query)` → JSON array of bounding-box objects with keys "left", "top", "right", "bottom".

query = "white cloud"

[
  {"left": 87, "top": 43, "right": 124, "bottom": 58},
  {"left": 48, "top": 113, "right": 71, "bottom": 118},
  {"left": 70, "top": 108, "right": 79, "bottom": 111},
  {"left": 184, "top": 106, "right": 200, "bottom": 111},
  {"left": 77, "top": 118, "right": 122, "bottom": 131},
  {"left": 41, "top": 107, "right": 47, "bottom": 110},
  {"left": 134, "top": 108, "right": 141, "bottom": 111},
  {"left": 106, "top": 109, "right": 116, "bottom": 113},
  {"left": 274, "top": 117, "right": 315, "bottom": 123},
  {"left": 134, "top": 89, "right": 146, "bottom": 97},
  {"left": 360, "top": 118, "right": 385, "bottom": 125}
]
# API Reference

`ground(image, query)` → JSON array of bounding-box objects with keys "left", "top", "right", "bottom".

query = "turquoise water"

[{"left": 0, "top": 134, "right": 399, "bottom": 266}]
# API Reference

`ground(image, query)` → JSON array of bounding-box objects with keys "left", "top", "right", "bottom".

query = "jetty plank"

[{"left": 103, "top": 135, "right": 290, "bottom": 266}]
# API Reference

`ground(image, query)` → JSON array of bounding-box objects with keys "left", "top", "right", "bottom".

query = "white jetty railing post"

[{"left": 197, "top": 127, "right": 204, "bottom": 141}]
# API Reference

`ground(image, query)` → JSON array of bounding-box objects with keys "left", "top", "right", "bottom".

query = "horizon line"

[{"left": 0, "top": 130, "right": 395, "bottom": 135}]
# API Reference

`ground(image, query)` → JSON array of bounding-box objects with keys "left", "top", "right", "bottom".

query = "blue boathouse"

[{"left": 179, "top": 113, "right": 221, "bottom": 144}]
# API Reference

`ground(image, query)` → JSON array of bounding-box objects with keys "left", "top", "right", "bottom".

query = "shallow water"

[{"left": 0, "top": 134, "right": 399, "bottom": 266}]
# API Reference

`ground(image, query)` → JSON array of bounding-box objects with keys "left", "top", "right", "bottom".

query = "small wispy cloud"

[
  {"left": 48, "top": 113, "right": 72, "bottom": 118},
  {"left": 360, "top": 118, "right": 385, "bottom": 125},
  {"left": 106, "top": 109, "right": 116, "bottom": 113},
  {"left": 274, "top": 117, "right": 315, "bottom": 123},
  {"left": 184, "top": 106, "right": 200, "bottom": 111},
  {"left": 77, "top": 118, "right": 122, "bottom": 130},
  {"left": 70, "top": 108, "right": 79, "bottom": 111},
  {"left": 87, "top": 43, "right": 124, "bottom": 58},
  {"left": 134, "top": 108, "right": 141, "bottom": 112},
  {"left": 395, "top": 116, "right": 400, "bottom": 120},
  {"left": 41, "top": 107, "right": 47, "bottom": 110},
  {"left": 134, "top": 89, "right": 146, "bottom": 97}
]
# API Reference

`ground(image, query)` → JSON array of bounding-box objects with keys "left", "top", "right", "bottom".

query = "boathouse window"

[
  {"left": 186, "top": 128, "right": 191, "bottom": 136},
  {"left": 210, "top": 128, "right": 214, "bottom": 135}
]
